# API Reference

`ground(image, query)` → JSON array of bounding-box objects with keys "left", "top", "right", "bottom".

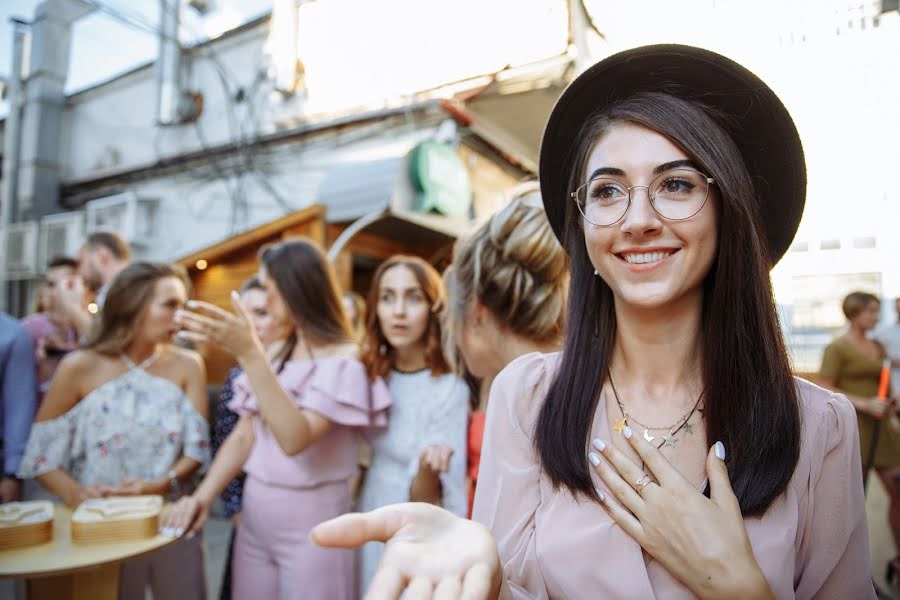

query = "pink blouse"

[
  {"left": 472, "top": 353, "right": 874, "bottom": 600},
  {"left": 229, "top": 356, "right": 390, "bottom": 489}
]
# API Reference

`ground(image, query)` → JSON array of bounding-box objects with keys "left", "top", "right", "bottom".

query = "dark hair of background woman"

[
  {"left": 535, "top": 92, "right": 801, "bottom": 517},
  {"left": 361, "top": 255, "right": 450, "bottom": 380},
  {"left": 258, "top": 238, "right": 356, "bottom": 369}
]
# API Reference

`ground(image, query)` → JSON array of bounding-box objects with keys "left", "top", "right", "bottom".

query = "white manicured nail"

[
  {"left": 588, "top": 452, "right": 601, "bottom": 466},
  {"left": 175, "top": 528, "right": 184, "bottom": 537},
  {"left": 186, "top": 531, "right": 195, "bottom": 540},
  {"left": 622, "top": 426, "right": 633, "bottom": 439},
  {"left": 592, "top": 438, "right": 605, "bottom": 452},
  {"left": 186, "top": 300, "right": 198, "bottom": 308},
  {"left": 595, "top": 487, "right": 606, "bottom": 502},
  {"left": 714, "top": 441, "right": 726, "bottom": 460}
]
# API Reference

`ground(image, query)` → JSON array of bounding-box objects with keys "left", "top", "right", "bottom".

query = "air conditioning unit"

[
  {"left": 39, "top": 211, "right": 85, "bottom": 268},
  {"left": 3, "top": 221, "right": 39, "bottom": 279},
  {"left": 85, "top": 192, "right": 160, "bottom": 248}
]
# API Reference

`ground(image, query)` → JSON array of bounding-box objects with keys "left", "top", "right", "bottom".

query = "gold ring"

[{"left": 634, "top": 475, "right": 652, "bottom": 491}]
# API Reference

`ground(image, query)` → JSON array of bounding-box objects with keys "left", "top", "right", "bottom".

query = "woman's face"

[
  {"left": 377, "top": 265, "right": 430, "bottom": 353},
  {"left": 852, "top": 300, "right": 881, "bottom": 332},
  {"left": 258, "top": 267, "right": 293, "bottom": 333},
  {"left": 242, "top": 287, "right": 290, "bottom": 347},
  {"left": 582, "top": 122, "right": 719, "bottom": 311},
  {"left": 139, "top": 276, "right": 187, "bottom": 343}
]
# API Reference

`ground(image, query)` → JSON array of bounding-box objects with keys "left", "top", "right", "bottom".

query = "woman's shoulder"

[
  {"left": 164, "top": 344, "right": 205, "bottom": 370},
  {"left": 792, "top": 376, "right": 858, "bottom": 463},
  {"left": 489, "top": 351, "right": 562, "bottom": 429}
]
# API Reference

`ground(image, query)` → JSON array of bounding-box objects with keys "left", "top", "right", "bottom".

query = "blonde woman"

[
  {"left": 442, "top": 184, "right": 568, "bottom": 514},
  {"left": 18, "top": 262, "right": 210, "bottom": 600}
]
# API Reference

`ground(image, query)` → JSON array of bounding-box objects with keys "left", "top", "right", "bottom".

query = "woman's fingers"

[
  {"left": 185, "top": 299, "right": 234, "bottom": 320},
  {"left": 229, "top": 290, "right": 253, "bottom": 325},
  {"left": 176, "top": 330, "right": 209, "bottom": 345},
  {"left": 590, "top": 450, "right": 646, "bottom": 517},
  {"left": 364, "top": 564, "right": 407, "bottom": 600},
  {"left": 405, "top": 576, "right": 433, "bottom": 600},
  {"left": 311, "top": 506, "right": 406, "bottom": 548},
  {"left": 460, "top": 563, "right": 494, "bottom": 600},
  {"left": 706, "top": 441, "right": 740, "bottom": 513},
  {"left": 433, "top": 577, "right": 462, "bottom": 600},
  {"left": 596, "top": 488, "right": 645, "bottom": 542},
  {"left": 619, "top": 427, "right": 682, "bottom": 489}
]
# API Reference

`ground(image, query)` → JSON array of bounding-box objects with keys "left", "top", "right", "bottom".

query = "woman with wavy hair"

[
  {"left": 18, "top": 262, "right": 210, "bottom": 600},
  {"left": 313, "top": 45, "right": 874, "bottom": 599},
  {"left": 442, "top": 184, "right": 567, "bottom": 515},
  {"left": 356, "top": 255, "right": 470, "bottom": 590}
]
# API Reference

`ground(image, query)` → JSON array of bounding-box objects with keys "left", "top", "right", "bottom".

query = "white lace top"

[{"left": 17, "top": 358, "right": 210, "bottom": 493}]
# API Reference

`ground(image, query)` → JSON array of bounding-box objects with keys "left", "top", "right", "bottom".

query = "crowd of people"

[{"left": 0, "top": 43, "right": 898, "bottom": 599}]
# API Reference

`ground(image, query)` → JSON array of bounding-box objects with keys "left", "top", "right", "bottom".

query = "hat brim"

[{"left": 538, "top": 44, "right": 805, "bottom": 265}]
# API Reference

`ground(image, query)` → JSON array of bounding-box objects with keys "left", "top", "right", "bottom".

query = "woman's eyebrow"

[
  {"left": 653, "top": 159, "right": 699, "bottom": 175},
  {"left": 586, "top": 159, "right": 700, "bottom": 181}
]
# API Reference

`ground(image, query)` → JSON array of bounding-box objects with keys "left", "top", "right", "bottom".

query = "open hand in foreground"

[{"left": 311, "top": 502, "right": 500, "bottom": 600}]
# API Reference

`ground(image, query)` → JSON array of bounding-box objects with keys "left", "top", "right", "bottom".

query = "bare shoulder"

[
  {"left": 165, "top": 344, "right": 205, "bottom": 373},
  {"left": 37, "top": 350, "right": 108, "bottom": 420}
]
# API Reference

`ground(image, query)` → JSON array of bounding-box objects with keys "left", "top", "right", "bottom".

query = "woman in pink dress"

[
  {"left": 312, "top": 45, "right": 874, "bottom": 599},
  {"left": 164, "top": 238, "right": 390, "bottom": 600}
]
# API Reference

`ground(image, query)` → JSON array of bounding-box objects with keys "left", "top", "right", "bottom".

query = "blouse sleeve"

[
  {"left": 794, "top": 390, "right": 876, "bottom": 599},
  {"left": 819, "top": 342, "right": 844, "bottom": 382},
  {"left": 16, "top": 404, "right": 81, "bottom": 479},
  {"left": 294, "top": 358, "right": 391, "bottom": 427},
  {"left": 429, "top": 377, "right": 469, "bottom": 518},
  {"left": 472, "top": 353, "right": 552, "bottom": 600},
  {"left": 181, "top": 399, "right": 211, "bottom": 469}
]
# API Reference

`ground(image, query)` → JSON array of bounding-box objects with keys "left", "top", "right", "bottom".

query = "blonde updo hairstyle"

[{"left": 444, "top": 183, "right": 568, "bottom": 369}]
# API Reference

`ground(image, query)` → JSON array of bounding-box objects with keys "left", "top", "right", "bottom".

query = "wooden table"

[{"left": 0, "top": 504, "right": 175, "bottom": 600}]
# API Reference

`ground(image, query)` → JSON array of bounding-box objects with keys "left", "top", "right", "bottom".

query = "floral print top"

[{"left": 17, "top": 365, "right": 210, "bottom": 496}]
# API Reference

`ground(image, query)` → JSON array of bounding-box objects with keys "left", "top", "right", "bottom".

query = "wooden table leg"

[{"left": 26, "top": 561, "right": 119, "bottom": 600}]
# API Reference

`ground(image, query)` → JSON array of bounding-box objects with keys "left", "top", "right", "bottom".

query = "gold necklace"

[{"left": 608, "top": 373, "right": 704, "bottom": 448}]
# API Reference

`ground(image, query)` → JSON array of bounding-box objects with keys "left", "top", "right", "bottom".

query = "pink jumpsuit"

[{"left": 228, "top": 356, "right": 390, "bottom": 600}]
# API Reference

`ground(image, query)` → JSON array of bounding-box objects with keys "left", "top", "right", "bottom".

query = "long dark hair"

[
  {"left": 362, "top": 255, "right": 449, "bottom": 380},
  {"left": 258, "top": 238, "right": 356, "bottom": 367},
  {"left": 535, "top": 92, "right": 801, "bottom": 517}
]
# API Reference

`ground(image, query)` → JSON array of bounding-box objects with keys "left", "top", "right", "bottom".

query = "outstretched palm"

[{"left": 312, "top": 502, "right": 500, "bottom": 599}]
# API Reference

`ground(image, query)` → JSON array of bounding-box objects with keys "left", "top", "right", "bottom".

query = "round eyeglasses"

[{"left": 571, "top": 168, "right": 715, "bottom": 227}]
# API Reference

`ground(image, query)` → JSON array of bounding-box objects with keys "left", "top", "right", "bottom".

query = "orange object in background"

[{"left": 878, "top": 359, "right": 891, "bottom": 401}]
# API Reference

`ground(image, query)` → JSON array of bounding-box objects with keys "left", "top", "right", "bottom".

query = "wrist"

[
  {"left": 707, "top": 563, "right": 771, "bottom": 600},
  {"left": 237, "top": 345, "right": 267, "bottom": 369}
]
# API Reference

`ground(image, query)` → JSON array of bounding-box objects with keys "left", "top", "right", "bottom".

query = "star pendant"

[
  {"left": 613, "top": 418, "right": 627, "bottom": 434},
  {"left": 662, "top": 434, "right": 677, "bottom": 448}
]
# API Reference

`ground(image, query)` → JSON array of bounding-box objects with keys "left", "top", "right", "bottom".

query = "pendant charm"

[
  {"left": 613, "top": 418, "right": 627, "bottom": 434},
  {"left": 643, "top": 429, "right": 655, "bottom": 443},
  {"left": 662, "top": 434, "right": 677, "bottom": 448},
  {"left": 682, "top": 422, "right": 694, "bottom": 435}
]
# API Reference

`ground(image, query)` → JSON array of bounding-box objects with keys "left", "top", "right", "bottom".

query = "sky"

[{"left": 0, "top": 0, "right": 271, "bottom": 116}]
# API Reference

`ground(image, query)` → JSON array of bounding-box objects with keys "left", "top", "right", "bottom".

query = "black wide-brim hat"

[{"left": 539, "top": 44, "right": 805, "bottom": 265}]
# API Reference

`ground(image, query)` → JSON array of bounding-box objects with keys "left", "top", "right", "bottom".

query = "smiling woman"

[{"left": 311, "top": 45, "right": 874, "bottom": 600}]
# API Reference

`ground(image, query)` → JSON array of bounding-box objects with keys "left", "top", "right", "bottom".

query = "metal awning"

[{"left": 315, "top": 154, "right": 471, "bottom": 260}]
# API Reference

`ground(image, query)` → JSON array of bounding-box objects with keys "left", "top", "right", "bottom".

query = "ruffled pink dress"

[
  {"left": 227, "top": 356, "right": 390, "bottom": 600},
  {"left": 474, "top": 352, "right": 875, "bottom": 600}
]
